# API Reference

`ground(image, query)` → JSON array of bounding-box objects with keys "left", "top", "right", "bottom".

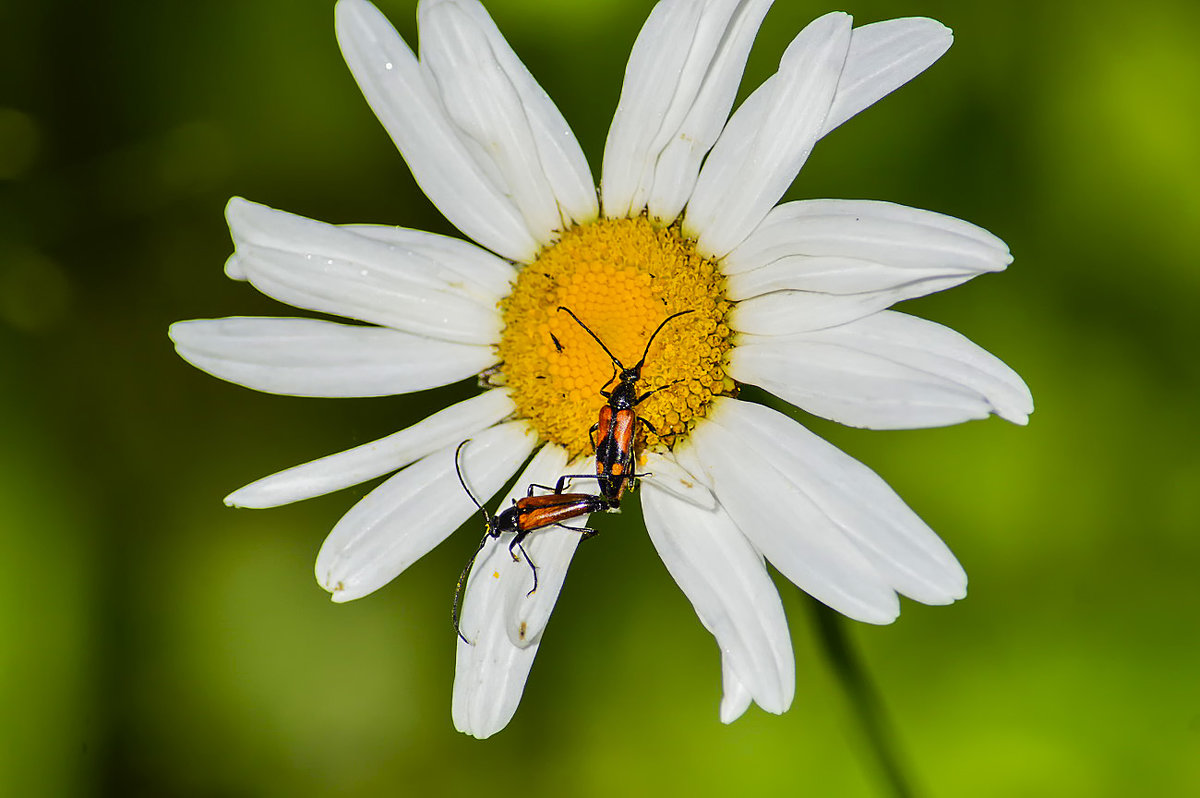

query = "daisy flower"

[{"left": 169, "top": 0, "right": 1032, "bottom": 739}]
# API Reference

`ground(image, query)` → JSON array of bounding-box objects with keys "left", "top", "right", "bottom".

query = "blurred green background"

[{"left": 3, "top": 0, "right": 1198, "bottom": 795}]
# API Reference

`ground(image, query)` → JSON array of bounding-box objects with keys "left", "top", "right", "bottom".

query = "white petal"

[
  {"left": 719, "top": 658, "right": 754, "bottom": 724},
  {"left": 641, "top": 450, "right": 718, "bottom": 511},
  {"left": 225, "top": 389, "right": 515, "bottom": 508},
  {"left": 225, "top": 198, "right": 501, "bottom": 345},
  {"left": 730, "top": 310, "right": 1033, "bottom": 429},
  {"left": 501, "top": 449, "right": 596, "bottom": 649},
  {"left": 725, "top": 200, "right": 1011, "bottom": 333},
  {"left": 708, "top": 398, "right": 967, "bottom": 605},
  {"left": 601, "top": 0, "right": 775, "bottom": 224},
  {"left": 688, "top": 400, "right": 901, "bottom": 622},
  {"left": 730, "top": 289, "right": 939, "bottom": 336},
  {"left": 601, "top": 0, "right": 700, "bottom": 219},
  {"left": 346, "top": 223, "right": 516, "bottom": 301},
  {"left": 820, "top": 18, "right": 952, "bottom": 138},
  {"left": 335, "top": 0, "right": 539, "bottom": 261},
  {"left": 169, "top": 317, "right": 494, "bottom": 398},
  {"left": 452, "top": 533, "right": 540, "bottom": 738},
  {"left": 684, "top": 13, "right": 853, "bottom": 258},
  {"left": 315, "top": 421, "right": 537, "bottom": 602},
  {"left": 419, "top": 0, "right": 597, "bottom": 244},
  {"left": 227, "top": 198, "right": 489, "bottom": 296},
  {"left": 727, "top": 199, "right": 1010, "bottom": 274},
  {"left": 643, "top": 482, "right": 794, "bottom": 715},
  {"left": 725, "top": 198, "right": 1010, "bottom": 280}
]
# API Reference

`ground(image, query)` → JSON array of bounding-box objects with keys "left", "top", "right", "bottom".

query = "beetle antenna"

[
  {"left": 451, "top": 534, "right": 489, "bottom": 645},
  {"left": 452, "top": 439, "right": 495, "bottom": 645},
  {"left": 557, "top": 306, "right": 625, "bottom": 370},
  {"left": 455, "top": 440, "right": 492, "bottom": 531},
  {"left": 633, "top": 310, "right": 694, "bottom": 370}
]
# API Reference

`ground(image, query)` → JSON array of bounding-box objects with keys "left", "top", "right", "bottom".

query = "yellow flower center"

[{"left": 497, "top": 216, "right": 735, "bottom": 461}]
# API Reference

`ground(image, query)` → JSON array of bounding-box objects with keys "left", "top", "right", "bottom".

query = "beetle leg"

[
  {"left": 599, "top": 364, "right": 618, "bottom": 395},
  {"left": 510, "top": 537, "right": 538, "bottom": 597},
  {"left": 552, "top": 522, "right": 599, "bottom": 541},
  {"left": 527, "top": 473, "right": 604, "bottom": 494},
  {"left": 633, "top": 378, "right": 686, "bottom": 407}
]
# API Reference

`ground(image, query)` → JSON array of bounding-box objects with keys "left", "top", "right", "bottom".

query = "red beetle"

[
  {"left": 451, "top": 440, "right": 611, "bottom": 644},
  {"left": 554, "top": 306, "right": 693, "bottom": 506}
]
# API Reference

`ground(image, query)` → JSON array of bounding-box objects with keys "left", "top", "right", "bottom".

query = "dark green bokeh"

[{"left": 2, "top": 0, "right": 1198, "bottom": 795}]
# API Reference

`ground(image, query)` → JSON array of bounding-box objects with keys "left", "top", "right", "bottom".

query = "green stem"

[{"left": 808, "top": 597, "right": 919, "bottom": 798}]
